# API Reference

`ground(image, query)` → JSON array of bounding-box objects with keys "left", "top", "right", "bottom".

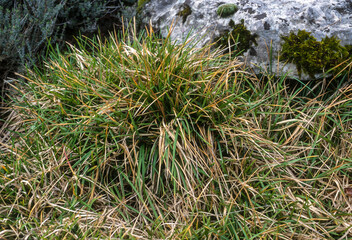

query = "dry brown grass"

[{"left": 1, "top": 27, "right": 352, "bottom": 239}]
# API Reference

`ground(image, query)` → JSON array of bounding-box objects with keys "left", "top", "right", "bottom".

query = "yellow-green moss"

[
  {"left": 177, "top": 4, "right": 192, "bottom": 23},
  {"left": 215, "top": 19, "right": 258, "bottom": 55},
  {"left": 137, "top": 0, "right": 151, "bottom": 12},
  {"left": 281, "top": 30, "right": 350, "bottom": 79},
  {"left": 217, "top": 4, "right": 238, "bottom": 18},
  {"left": 344, "top": 44, "right": 352, "bottom": 56}
]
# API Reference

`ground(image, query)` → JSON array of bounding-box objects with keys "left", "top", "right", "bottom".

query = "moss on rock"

[
  {"left": 137, "top": 0, "right": 151, "bottom": 13},
  {"left": 281, "top": 30, "right": 350, "bottom": 79},
  {"left": 215, "top": 19, "right": 258, "bottom": 55},
  {"left": 177, "top": 4, "right": 192, "bottom": 23},
  {"left": 217, "top": 4, "right": 238, "bottom": 18},
  {"left": 344, "top": 44, "right": 352, "bottom": 56}
]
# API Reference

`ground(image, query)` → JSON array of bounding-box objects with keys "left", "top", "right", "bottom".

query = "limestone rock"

[{"left": 139, "top": 0, "right": 352, "bottom": 80}]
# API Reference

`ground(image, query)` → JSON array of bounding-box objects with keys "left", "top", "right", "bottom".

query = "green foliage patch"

[
  {"left": 177, "top": 3, "right": 192, "bottom": 23},
  {"left": 137, "top": 0, "right": 151, "bottom": 12},
  {"left": 281, "top": 30, "right": 351, "bottom": 79},
  {"left": 0, "top": 0, "right": 122, "bottom": 72},
  {"left": 215, "top": 19, "right": 258, "bottom": 55}
]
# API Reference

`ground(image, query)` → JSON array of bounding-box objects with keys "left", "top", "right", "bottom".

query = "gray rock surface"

[{"left": 140, "top": 0, "right": 352, "bottom": 79}]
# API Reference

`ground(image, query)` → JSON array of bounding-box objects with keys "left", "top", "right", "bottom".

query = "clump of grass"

[{"left": 1, "top": 24, "right": 352, "bottom": 239}]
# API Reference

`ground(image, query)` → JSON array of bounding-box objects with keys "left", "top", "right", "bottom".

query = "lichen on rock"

[{"left": 138, "top": 0, "right": 352, "bottom": 80}]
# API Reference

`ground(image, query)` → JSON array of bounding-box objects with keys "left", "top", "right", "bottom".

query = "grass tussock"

[{"left": 1, "top": 25, "right": 352, "bottom": 239}]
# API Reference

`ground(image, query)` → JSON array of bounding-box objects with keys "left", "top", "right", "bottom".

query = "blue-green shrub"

[{"left": 0, "top": 0, "right": 122, "bottom": 70}]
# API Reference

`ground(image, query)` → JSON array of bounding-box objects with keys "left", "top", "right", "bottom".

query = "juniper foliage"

[{"left": 0, "top": 0, "right": 122, "bottom": 70}]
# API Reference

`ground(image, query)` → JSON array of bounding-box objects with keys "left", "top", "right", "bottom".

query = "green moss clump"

[
  {"left": 217, "top": 4, "right": 238, "bottom": 18},
  {"left": 215, "top": 19, "right": 258, "bottom": 55},
  {"left": 281, "top": 30, "right": 350, "bottom": 79},
  {"left": 177, "top": 4, "right": 192, "bottom": 23},
  {"left": 345, "top": 44, "right": 352, "bottom": 56}
]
